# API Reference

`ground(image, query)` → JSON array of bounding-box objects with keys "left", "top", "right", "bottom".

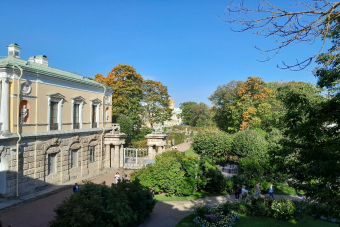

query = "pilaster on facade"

[{"left": 0, "top": 76, "right": 11, "bottom": 133}]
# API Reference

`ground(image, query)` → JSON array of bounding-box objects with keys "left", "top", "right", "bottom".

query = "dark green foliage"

[
  {"left": 194, "top": 204, "right": 239, "bottom": 227},
  {"left": 228, "top": 197, "right": 300, "bottom": 221},
  {"left": 116, "top": 114, "right": 134, "bottom": 138},
  {"left": 271, "top": 198, "right": 296, "bottom": 220},
  {"left": 167, "top": 132, "right": 186, "bottom": 146},
  {"left": 180, "top": 101, "right": 198, "bottom": 125},
  {"left": 133, "top": 151, "right": 227, "bottom": 196},
  {"left": 192, "top": 129, "right": 233, "bottom": 163},
  {"left": 231, "top": 129, "right": 267, "bottom": 158},
  {"left": 276, "top": 81, "right": 340, "bottom": 216},
  {"left": 50, "top": 180, "right": 156, "bottom": 227},
  {"left": 197, "top": 157, "right": 227, "bottom": 193}
]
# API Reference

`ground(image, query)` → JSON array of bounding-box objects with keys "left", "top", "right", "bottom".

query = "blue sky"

[{"left": 1, "top": 0, "right": 327, "bottom": 107}]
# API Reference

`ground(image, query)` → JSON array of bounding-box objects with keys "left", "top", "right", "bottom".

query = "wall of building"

[
  {"left": 0, "top": 131, "right": 107, "bottom": 197},
  {"left": 5, "top": 69, "right": 112, "bottom": 134}
]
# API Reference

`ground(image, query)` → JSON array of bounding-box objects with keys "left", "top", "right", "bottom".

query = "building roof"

[{"left": 0, "top": 57, "right": 112, "bottom": 91}]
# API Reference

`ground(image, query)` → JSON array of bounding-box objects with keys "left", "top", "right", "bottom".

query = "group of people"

[
  {"left": 114, "top": 171, "right": 128, "bottom": 184},
  {"left": 234, "top": 182, "right": 274, "bottom": 200}
]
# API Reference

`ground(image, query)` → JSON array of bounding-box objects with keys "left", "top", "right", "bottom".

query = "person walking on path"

[
  {"left": 73, "top": 183, "right": 79, "bottom": 193},
  {"left": 121, "top": 171, "right": 127, "bottom": 181},
  {"left": 241, "top": 186, "right": 248, "bottom": 200},
  {"left": 255, "top": 182, "right": 261, "bottom": 197},
  {"left": 234, "top": 185, "right": 241, "bottom": 200},
  {"left": 115, "top": 172, "right": 120, "bottom": 184},
  {"left": 269, "top": 184, "right": 274, "bottom": 199}
]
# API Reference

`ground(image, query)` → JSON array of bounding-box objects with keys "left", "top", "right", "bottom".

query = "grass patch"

[
  {"left": 177, "top": 214, "right": 337, "bottom": 227},
  {"left": 176, "top": 214, "right": 200, "bottom": 227},
  {"left": 155, "top": 191, "right": 228, "bottom": 202},
  {"left": 275, "top": 183, "right": 305, "bottom": 196},
  {"left": 184, "top": 148, "right": 198, "bottom": 157}
]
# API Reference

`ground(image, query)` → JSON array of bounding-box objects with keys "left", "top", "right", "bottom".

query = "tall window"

[
  {"left": 73, "top": 104, "right": 80, "bottom": 129},
  {"left": 48, "top": 153, "right": 56, "bottom": 175},
  {"left": 89, "top": 146, "right": 95, "bottom": 163},
  {"left": 50, "top": 102, "right": 58, "bottom": 130},
  {"left": 71, "top": 150, "right": 78, "bottom": 168},
  {"left": 92, "top": 105, "right": 97, "bottom": 128}
]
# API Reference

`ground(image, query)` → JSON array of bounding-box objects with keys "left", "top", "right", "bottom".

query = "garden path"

[{"left": 140, "top": 194, "right": 304, "bottom": 227}]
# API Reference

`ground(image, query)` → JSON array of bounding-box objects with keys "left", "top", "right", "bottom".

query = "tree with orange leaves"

[
  {"left": 210, "top": 77, "right": 280, "bottom": 132},
  {"left": 95, "top": 64, "right": 143, "bottom": 123}
]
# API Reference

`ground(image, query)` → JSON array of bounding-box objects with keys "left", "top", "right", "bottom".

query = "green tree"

[
  {"left": 179, "top": 101, "right": 197, "bottom": 125},
  {"left": 95, "top": 64, "right": 143, "bottom": 124},
  {"left": 276, "top": 81, "right": 340, "bottom": 211},
  {"left": 50, "top": 181, "right": 155, "bottom": 227},
  {"left": 189, "top": 102, "right": 213, "bottom": 127},
  {"left": 192, "top": 129, "right": 233, "bottom": 163},
  {"left": 141, "top": 80, "right": 172, "bottom": 128},
  {"left": 231, "top": 129, "right": 268, "bottom": 158}
]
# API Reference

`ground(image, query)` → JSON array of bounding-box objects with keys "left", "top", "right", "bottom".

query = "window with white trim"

[
  {"left": 47, "top": 93, "right": 65, "bottom": 131},
  {"left": 89, "top": 146, "right": 95, "bottom": 163},
  {"left": 50, "top": 102, "right": 58, "bottom": 130},
  {"left": 71, "top": 150, "right": 78, "bottom": 168},
  {"left": 48, "top": 153, "right": 56, "bottom": 174},
  {"left": 73, "top": 103, "right": 80, "bottom": 129}
]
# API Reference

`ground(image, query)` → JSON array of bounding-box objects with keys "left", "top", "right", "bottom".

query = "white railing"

[
  {"left": 123, "top": 148, "right": 149, "bottom": 169},
  {"left": 221, "top": 165, "right": 238, "bottom": 177}
]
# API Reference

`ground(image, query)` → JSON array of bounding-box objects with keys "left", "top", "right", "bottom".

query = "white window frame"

[
  {"left": 71, "top": 97, "right": 85, "bottom": 130},
  {"left": 71, "top": 150, "right": 78, "bottom": 168},
  {"left": 89, "top": 146, "right": 95, "bottom": 163},
  {"left": 47, "top": 94, "right": 65, "bottom": 131},
  {"left": 48, "top": 153, "right": 57, "bottom": 175},
  {"left": 90, "top": 99, "right": 101, "bottom": 128}
]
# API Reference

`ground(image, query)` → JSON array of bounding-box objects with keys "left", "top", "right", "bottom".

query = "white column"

[{"left": 1, "top": 78, "right": 10, "bottom": 132}]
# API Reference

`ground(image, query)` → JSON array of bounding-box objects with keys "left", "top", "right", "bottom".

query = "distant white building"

[{"left": 164, "top": 99, "right": 182, "bottom": 127}]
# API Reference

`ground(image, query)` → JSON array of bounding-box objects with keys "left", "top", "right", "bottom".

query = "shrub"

[
  {"left": 192, "top": 129, "right": 233, "bottom": 163},
  {"left": 271, "top": 198, "right": 296, "bottom": 220},
  {"left": 50, "top": 180, "right": 155, "bottom": 227},
  {"left": 193, "top": 204, "right": 240, "bottom": 227},
  {"left": 198, "top": 157, "right": 227, "bottom": 193},
  {"left": 133, "top": 151, "right": 227, "bottom": 196},
  {"left": 231, "top": 129, "right": 268, "bottom": 158}
]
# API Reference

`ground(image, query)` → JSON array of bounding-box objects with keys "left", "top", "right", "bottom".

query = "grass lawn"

[
  {"left": 184, "top": 148, "right": 198, "bottom": 157},
  {"left": 155, "top": 191, "right": 228, "bottom": 202},
  {"left": 275, "top": 183, "right": 305, "bottom": 196},
  {"left": 176, "top": 214, "right": 337, "bottom": 227}
]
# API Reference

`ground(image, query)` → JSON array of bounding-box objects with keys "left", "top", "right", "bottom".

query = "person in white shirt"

[{"left": 115, "top": 172, "right": 120, "bottom": 184}]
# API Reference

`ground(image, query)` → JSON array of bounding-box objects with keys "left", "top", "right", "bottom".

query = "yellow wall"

[{"left": 10, "top": 78, "right": 112, "bottom": 134}]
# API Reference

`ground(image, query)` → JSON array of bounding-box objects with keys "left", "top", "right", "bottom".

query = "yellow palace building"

[{"left": 0, "top": 44, "right": 113, "bottom": 197}]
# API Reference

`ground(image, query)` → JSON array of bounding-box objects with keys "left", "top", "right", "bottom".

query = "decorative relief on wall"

[{"left": 20, "top": 81, "right": 32, "bottom": 94}]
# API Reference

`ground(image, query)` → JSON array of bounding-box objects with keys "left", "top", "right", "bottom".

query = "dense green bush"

[
  {"left": 193, "top": 204, "right": 240, "bottom": 227},
  {"left": 132, "top": 151, "right": 227, "bottom": 196},
  {"left": 50, "top": 180, "right": 156, "bottom": 227},
  {"left": 231, "top": 129, "right": 268, "bottom": 158},
  {"left": 198, "top": 157, "right": 227, "bottom": 193},
  {"left": 225, "top": 197, "right": 300, "bottom": 221},
  {"left": 271, "top": 198, "right": 296, "bottom": 220},
  {"left": 192, "top": 129, "right": 233, "bottom": 163}
]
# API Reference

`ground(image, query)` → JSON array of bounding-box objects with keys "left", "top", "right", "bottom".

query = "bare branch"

[{"left": 225, "top": 0, "right": 340, "bottom": 70}]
